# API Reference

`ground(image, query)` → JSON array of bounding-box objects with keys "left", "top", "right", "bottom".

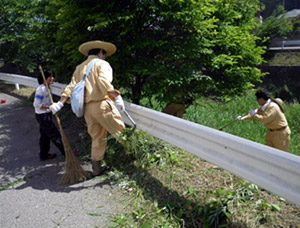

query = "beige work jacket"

[
  {"left": 61, "top": 55, "right": 115, "bottom": 103},
  {"left": 244, "top": 101, "right": 289, "bottom": 130}
]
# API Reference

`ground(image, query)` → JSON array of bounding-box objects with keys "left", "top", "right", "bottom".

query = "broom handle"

[{"left": 38, "top": 65, "right": 63, "bottom": 131}]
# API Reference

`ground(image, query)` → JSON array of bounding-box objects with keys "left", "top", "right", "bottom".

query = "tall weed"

[{"left": 106, "top": 129, "right": 179, "bottom": 171}]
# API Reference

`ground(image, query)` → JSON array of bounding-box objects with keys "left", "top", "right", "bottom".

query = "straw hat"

[{"left": 78, "top": 40, "right": 116, "bottom": 57}]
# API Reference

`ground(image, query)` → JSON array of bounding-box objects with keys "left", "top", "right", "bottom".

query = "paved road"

[{"left": 0, "top": 91, "right": 125, "bottom": 228}]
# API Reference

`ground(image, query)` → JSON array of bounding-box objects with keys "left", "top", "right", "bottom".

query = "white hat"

[{"left": 78, "top": 40, "right": 116, "bottom": 57}]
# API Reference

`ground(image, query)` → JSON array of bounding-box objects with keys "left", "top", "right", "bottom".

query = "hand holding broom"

[{"left": 39, "top": 65, "right": 88, "bottom": 184}]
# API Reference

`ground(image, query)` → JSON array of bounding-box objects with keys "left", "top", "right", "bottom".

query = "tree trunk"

[{"left": 131, "top": 74, "right": 143, "bottom": 105}]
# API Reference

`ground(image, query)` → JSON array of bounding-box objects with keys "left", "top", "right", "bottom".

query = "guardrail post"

[{"left": 15, "top": 83, "right": 20, "bottom": 90}]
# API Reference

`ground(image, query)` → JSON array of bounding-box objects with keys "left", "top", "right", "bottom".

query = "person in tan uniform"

[
  {"left": 236, "top": 89, "right": 291, "bottom": 152},
  {"left": 49, "top": 40, "right": 125, "bottom": 175}
]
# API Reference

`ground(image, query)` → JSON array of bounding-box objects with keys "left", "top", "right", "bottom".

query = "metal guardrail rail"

[
  {"left": 0, "top": 73, "right": 65, "bottom": 95},
  {"left": 269, "top": 39, "right": 300, "bottom": 51},
  {"left": 1, "top": 72, "right": 300, "bottom": 206}
]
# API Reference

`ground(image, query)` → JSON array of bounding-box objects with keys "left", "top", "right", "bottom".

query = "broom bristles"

[{"left": 57, "top": 120, "right": 88, "bottom": 185}]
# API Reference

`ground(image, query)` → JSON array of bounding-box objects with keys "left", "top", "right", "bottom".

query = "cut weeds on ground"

[{"left": 92, "top": 129, "right": 300, "bottom": 228}]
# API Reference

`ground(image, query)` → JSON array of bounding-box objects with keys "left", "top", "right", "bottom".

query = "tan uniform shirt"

[
  {"left": 61, "top": 55, "right": 115, "bottom": 103},
  {"left": 244, "top": 101, "right": 289, "bottom": 130}
]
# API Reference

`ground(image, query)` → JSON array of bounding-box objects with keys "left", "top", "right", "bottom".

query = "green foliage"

[
  {"left": 112, "top": 203, "right": 181, "bottom": 228},
  {"left": 200, "top": 181, "right": 282, "bottom": 227},
  {"left": 87, "top": 212, "right": 101, "bottom": 217},
  {"left": 201, "top": 187, "right": 232, "bottom": 228},
  {"left": 105, "top": 129, "right": 179, "bottom": 171},
  {"left": 1, "top": 0, "right": 266, "bottom": 107},
  {"left": 285, "top": 103, "right": 300, "bottom": 153},
  {"left": 267, "top": 51, "right": 300, "bottom": 66},
  {"left": 0, "top": 178, "right": 24, "bottom": 191},
  {"left": 94, "top": 0, "right": 264, "bottom": 104},
  {"left": 110, "top": 165, "right": 284, "bottom": 228},
  {"left": 235, "top": 180, "right": 260, "bottom": 202},
  {"left": 254, "top": 5, "right": 293, "bottom": 46},
  {"left": 0, "top": 0, "right": 58, "bottom": 72},
  {"left": 184, "top": 92, "right": 265, "bottom": 144},
  {"left": 292, "top": 15, "right": 300, "bottom": 32}
]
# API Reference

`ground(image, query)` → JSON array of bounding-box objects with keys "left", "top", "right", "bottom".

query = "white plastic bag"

[
  {"left": 71, "top": 59, "right": 96, "bottom": 117},
  {"left": 71, "top": 80, "right": 86, "bottom": 117}
]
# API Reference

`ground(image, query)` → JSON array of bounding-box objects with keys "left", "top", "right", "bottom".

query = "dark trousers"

[{"left": 35, "top": 113, "right": 65, "bottom": 158}]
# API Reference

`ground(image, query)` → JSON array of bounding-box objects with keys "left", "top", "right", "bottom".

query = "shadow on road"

[{"left": 0, "top": 92, "right": 112, "bottom": 193}]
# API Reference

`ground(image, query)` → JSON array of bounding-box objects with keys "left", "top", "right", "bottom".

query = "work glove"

[
  {"left": 114, "top": 95, "right": 125, "bottom": 111},
  {"left": 49, "top": 101, "right": 64, "bottom": 114},
  {"left": 236, "top": 115, "right": 245, "bottom": 120},
  {"left": 249, "top": 109, "right": 256, "bottom": 117}
]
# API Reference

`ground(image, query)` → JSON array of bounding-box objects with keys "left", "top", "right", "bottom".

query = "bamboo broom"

[{"left": 39, "top": 65, "right": 88, "bottom": 185}]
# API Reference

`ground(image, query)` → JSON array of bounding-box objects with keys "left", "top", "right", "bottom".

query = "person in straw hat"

[
  {"left": 50, "top": 40, "right": 125, "bottom": 176},
  {"left": 236, "top": 89, "right": 291, "bottom": 152}
]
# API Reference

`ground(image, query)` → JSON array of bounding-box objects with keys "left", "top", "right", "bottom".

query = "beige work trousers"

[
  {"left": 84, "top": 99, "right": 125, "bottom": 161},
  {"left": 266, "top": 126, "right": 291, "bottom": 152}
]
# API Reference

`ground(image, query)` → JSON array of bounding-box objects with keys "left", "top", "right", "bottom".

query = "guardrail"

[
  {"left": 269, "top": 40, "right": 300, "bottom": 51},
  {"left": 269, "top": 46, "right": 300, "bottom": 51},
  {"left": 0, "top": 73, "right": 65, "bottom": 95},
  {"left": 1, "top": 72, "right": 300, "bottom": 206}
]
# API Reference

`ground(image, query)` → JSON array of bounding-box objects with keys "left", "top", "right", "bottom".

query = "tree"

[
  {"left": 51, "top": 0, "right": 265, "bottom": 110},
  {"left": 1, "top": 0, "right": 266, "bottom": 114},
  {"left": 254, "top": 5, "right": 293, "bottom": 46},
  {"left": 0, "top": 0, "right": 58, "bottom": 73}
]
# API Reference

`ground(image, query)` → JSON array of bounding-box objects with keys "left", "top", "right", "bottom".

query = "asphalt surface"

[{"left": 0, "top": 91, "right": 125, "bottom": 228}]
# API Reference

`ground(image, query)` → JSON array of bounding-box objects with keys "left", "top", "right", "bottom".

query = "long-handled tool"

[
  {"left": 39, "top": 65, "right": 87, "bottom": 184},
  {"left": 123, "top": 110, "right": 136, "bottom": 136},
  {"left": 219, "top": 119, "right": 237, "bottom": 131},
  {"left": 218, "top": 113, "right": 249, "bottom": 131}
]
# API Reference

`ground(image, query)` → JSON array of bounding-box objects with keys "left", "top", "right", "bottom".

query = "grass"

[
  {"left": 0, "top": 81, "right": 36, "bottom": 100},
  {"left": 0, "top": 179, "right": 24, "bottom": 191},
  {"left": 184, "top": 92, "right": 300, "bottom": 156},
  {"left": 2, "top": 81, "right": 300, "bottom": 227},
  {"left": 267, "top": 51, "right": 300, "bottom": 66}
]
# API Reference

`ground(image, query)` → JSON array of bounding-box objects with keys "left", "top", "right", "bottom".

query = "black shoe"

[
  {"left": 91, "top": 160, "right": 107, "bottom": 176},
  {"left": 40, "top": 153, "right": 57, "bottom": 161},
  {"left": 93, "top": 165, "right": 107, "bottom": 176}
]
